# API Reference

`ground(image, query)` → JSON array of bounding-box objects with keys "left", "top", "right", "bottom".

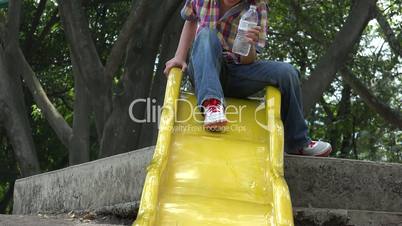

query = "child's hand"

[
  {"left": 245, "top": 26, "right": 261, "bottom": 45},
  {"left": 164, "top": 57, "right": 188, "bottom": 77}
]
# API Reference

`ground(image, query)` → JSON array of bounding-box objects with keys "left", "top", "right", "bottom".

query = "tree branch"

[
  {"left": 14, "top": 48, "right": 73, "bottom": 147},
  {"left": 37, "top": 9, "right": 59, "bottom": 42},
  {"left": 104, "top": 0, "right": 147, "bottom": 80},
  {"left": 341, "top": 67, "right": 402, "bottom": 129},
  {"left": 24, "top": 0, "right": 48, "bottom": 52},
  {"left": 301, "top": 0, "right": 377, "bottom": 114},
  {"left": 374, "top": 6, "right": 402, "bottom": 58},
  {"left": 289, "top": 0, "right": 327, "bottom": 45}
]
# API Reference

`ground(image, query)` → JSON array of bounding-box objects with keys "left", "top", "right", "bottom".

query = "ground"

[{"left": 0, "top": 211, "right": 133, "bottom": 226}]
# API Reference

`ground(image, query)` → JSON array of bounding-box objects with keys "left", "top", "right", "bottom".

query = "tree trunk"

[
  {"left": 137, "top": 6, "right": 184, "bottom": 148},
  {"left": 320, "top": 98, "right": 338, "bottom": 153},
  {"left": 104, "top": 0, "right": 148, "bottom": 80},
  {"left": 0, "top": 47, "right": 40, "bottom": 177},
  {"left": 338, "top": 84, "right": 353, "bottom": 158},
  {"left": 58, "top": 0, "right": 112, "bottom": 139},
  {"left": 99, "top": 0, "right": 182, "bottom": 157},
  {"left": 301, "top": 0, "right": 377, "bottom": 114},
  {"left": 5, "top": 0, "right": 72, "bottom": 148},
  {"left": 0, "top": 0, "right": 40, "bottom": 177},
  {"left": 4, "top": 0, "right": 73, "bottom": 148},
  {"left": 69, "top": 54, "right": 91, "bottom": 165},
  {"left": 0, "top": 182, "right": 14, "bottom": 213}
]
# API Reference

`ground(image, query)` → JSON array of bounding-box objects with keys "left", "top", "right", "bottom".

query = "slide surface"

[{"left": 134, "top": 68, "right": 293, "bottom": 226}]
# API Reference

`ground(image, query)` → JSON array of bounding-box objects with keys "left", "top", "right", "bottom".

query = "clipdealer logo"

[{"left": 128, "top": 98, "right": 270, "bottom": 131}]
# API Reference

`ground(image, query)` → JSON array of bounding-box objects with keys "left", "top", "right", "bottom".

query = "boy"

[{"left": 163, "top": 0, "right": 332, "bottom": 157}]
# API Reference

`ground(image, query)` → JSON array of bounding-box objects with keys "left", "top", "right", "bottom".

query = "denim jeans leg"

[
  {"left": 224, "top": 60, "right": 311, "bottom": 152},
  {"left": 188, "top": 28, "right": 225, "bottom": 107}
]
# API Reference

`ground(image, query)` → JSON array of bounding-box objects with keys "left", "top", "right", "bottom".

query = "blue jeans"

[{"left": 188, "top": 28, "right": 311, "bottom": 153}]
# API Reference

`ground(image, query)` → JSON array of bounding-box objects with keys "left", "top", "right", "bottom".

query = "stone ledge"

[
  {"left": 13, "top": 147, "right": 153, "bottom": 215},
  {"left": 13, "top": 146, "right": 402, "bottom": 215},
  {"left": 285, "top": 155, "right": 402, "bottom": 212},
  {"left": 293, "top": 207, "right": 402, "bottom": 226}
]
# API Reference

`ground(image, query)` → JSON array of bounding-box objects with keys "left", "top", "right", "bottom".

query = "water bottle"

[{"left": 232, "top": 5, "right": 259, "bottom": 56}]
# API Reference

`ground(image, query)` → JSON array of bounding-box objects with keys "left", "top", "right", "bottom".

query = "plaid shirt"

[{"left": 181, "top": 0, "right": 268, "bottom": 64}]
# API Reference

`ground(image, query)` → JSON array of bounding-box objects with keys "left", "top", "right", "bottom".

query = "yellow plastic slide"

[{"left": 134, "top": 68, "right": 294, "bottom": 226}]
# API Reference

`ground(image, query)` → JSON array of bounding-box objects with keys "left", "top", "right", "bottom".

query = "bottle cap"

[{"left": 250, "top": 5, "right": 257, "bottom": 10}]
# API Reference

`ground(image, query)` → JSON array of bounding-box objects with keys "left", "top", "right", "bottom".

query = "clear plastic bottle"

[{"left": 232, "top": 5, "right": 259, "bottom": 56}]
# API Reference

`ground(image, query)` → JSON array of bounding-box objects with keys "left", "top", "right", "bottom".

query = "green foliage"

[
  {"left": 0, "top": 0, "right": 401, "bottom": 214},
  {"left": 265, "top": 0, "right": 402, "bottom": 162},
  {"left": 0, "top": 0, "right": 133, "bottom": 213},
  {"left": 0, "top": 130, "right": 16, "bottom": 214},
  {"left": 0, "top": 0, "right": 7, "bottom": 9}
]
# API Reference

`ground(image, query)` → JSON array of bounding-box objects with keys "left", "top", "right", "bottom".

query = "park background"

[{"left": 0, "top": 0, "right": 401, "bottom": 214}]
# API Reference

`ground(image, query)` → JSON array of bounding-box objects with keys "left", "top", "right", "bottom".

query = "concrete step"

[
  {"left": 293, "top": 207, "right": 402, "bottom": 226},
  {"left": 12, "top": 146, "right": 402, "bottom": 223},
  {"left": 284, "top": 155, "right": 402, "bottom": 212}
]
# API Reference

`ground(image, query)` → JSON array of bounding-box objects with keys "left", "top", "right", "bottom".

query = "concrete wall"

[
  {"left": 293, "top": 207, "right": 402, "bottom": 226},
  {"left": 285, "top": 156, "right": 402, "bottom": 212},
  {"left": 13, "top": 146, "right": 402, "bottom": 215},
  {"left": 13, "top": 147, "right": 153, "bottom": 215}
]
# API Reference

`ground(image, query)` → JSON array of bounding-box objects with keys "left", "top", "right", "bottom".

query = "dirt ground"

[{"left": 0, "top": 213, "right": 132, "bottom": 226}]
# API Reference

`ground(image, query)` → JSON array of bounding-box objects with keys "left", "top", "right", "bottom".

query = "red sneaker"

[{"left": 202, "top": 99, "right": 228, "bottom": 131}]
